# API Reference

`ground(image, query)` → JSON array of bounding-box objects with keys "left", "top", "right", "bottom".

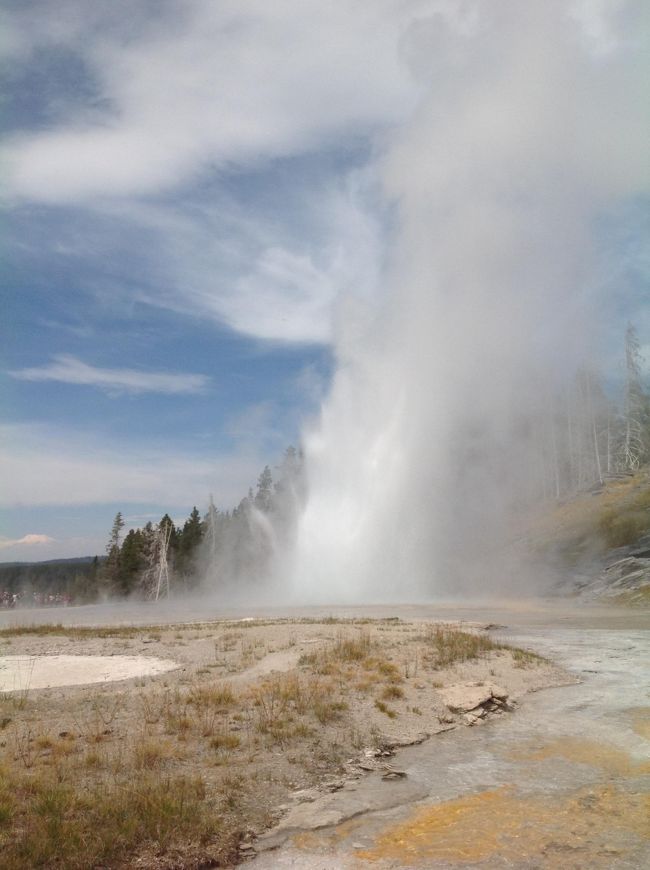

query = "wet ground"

[
  {"left": 1, "top": 596, "right": 649, "bottom": 631},
  {"left": 249, "top": 615, "right": 650, "bottom": 869}
]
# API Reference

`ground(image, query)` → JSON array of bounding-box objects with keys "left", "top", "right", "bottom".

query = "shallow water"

[
  {"left": 251, "top": 622, "right": 650, "bottom": 869},
  {"left": 1, "top": 597, "right": 648, "bottom": 631}
]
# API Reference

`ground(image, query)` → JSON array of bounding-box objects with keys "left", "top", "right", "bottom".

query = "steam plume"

[{"left": 286, "top": 2, "right": 649, "bottom": 601}]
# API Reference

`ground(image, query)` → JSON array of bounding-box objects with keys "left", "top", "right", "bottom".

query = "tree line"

[
  {"left": 98, "top": 446, "right": 304, "bottom": 599},
  {"left": 534, "top": 325, "right": 649, "bottom": 500}
]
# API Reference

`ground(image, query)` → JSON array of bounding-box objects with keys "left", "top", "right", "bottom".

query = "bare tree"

[{"left": 619, "top": 324, "right": 645, "bottom": 471}]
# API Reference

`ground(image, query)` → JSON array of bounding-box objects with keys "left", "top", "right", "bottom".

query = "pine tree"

[
  {"left": 120, "top": 528, "right": 145, "bottom": 595},
  {"left": 176, "top": 506, "right": 203, "bottom": 577},
  {"left": 254, "top": 466, "right": 273, "bottom": 512},
  {"left": 102, "top": 512, "right": 125, "bottom": 594}
]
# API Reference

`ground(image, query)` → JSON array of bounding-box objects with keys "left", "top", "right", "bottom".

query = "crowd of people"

[{"left": 0, "top": 590, "right": 73, "bottom": 609}]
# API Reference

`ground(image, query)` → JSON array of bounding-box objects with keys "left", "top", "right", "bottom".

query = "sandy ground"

[
  {"left": 0, "top": 613, "right": 577, "bottom": 867},
  {"left": 0, "top": 616, "right": 571, "bottom": 740}
]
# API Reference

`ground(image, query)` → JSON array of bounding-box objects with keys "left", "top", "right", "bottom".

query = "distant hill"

[{"left": 0, "top": 556, "right": 100, "bottom": 568}]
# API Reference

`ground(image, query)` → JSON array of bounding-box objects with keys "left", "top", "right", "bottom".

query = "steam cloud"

[{"left": 282, "top": 2, "right": 649, "bottom": 602}]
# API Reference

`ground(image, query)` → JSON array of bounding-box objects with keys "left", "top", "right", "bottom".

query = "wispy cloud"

[
  {"left": 80, "top": 176, "right": 383, "bottom": 345},
  {"left": 9, "top": 355, "right": 210, "bottom": 395},
  {"left": 1, "top": 1, "right": 418, "bottom": 203},
  {"left": 0, "top": 534, "right": 55, "bottom": 551}
]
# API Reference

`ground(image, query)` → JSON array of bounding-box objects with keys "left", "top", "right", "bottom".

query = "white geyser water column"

[{"left": 288, "top": 1, "right": 649, "bottom": 602}]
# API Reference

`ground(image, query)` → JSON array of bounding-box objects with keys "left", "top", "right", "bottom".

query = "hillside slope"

[{"left": 529, "top": 470, "right": 650, "bottom": 606}]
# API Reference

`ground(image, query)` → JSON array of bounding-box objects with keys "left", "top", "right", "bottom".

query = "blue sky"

[
  {"left": 1, "top": 0, "right": 648, "bottom": 562},
  {"left": 0, "top": 0, "right": 409, "bottom": 561}
]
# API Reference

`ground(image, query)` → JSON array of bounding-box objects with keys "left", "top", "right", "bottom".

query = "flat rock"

[
  {"left": 439, "top": 683, "right": 493, "bottom": 713},
  {"left": 256, "top": 774, "right": 429, "bottom": 851},
  {"left": 439, "top": 683, "right": 509, "bottom": 713}
]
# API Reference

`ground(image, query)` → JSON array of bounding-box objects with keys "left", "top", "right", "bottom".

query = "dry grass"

[
  {"left": 381, "top": 685, "right": 405, "bottom": 701},
  {"left": 0, "top": 624, "right": 147, "bottom": 639},
  {"left": 0, "top": 617, "right": 553, "bottom": 867},
  {"left": 374, "top": 699, "right": 398, "bottom": 719},
  {"left": 419, "top": 626, "right": 504, "bottom": 668},
  {"left": 0, "top": 765, "right": 228, "bottom": 870},
  {"left": 188, "top": 682, "right": 236, "bottom": 709},
  {"left": 529, "top": 470, "right": 650, "bottom": 565}
]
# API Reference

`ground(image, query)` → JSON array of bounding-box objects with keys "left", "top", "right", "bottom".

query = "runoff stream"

[{"left": 250, "top": 610, "right": 650, "bottom": 869}]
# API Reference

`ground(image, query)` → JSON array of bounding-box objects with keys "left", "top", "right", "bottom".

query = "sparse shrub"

[
  {"left": 334, "top": 632, "right": 373, "bottom": 662},
  {"left": 133, "top": 738, "right": 174, "bottom": 770},
  {"left": 299, "top": 632, "right": 375, "bottom": 672},
  {"left": 374, "top": 699, "right": 397, "bottom": 719},
  {"left": 381, "top": 685, "right": 404, "bottom": 701},
  {"left": 422, "top": 626, "right": 502, "bottom": 668},
  {"left": 188, "top": 683, "right": 235, "bottom": 710},
  {"left": 313, "top": 699, "right": 348, "bottom": 724},
  {"left": 0, "top": 769, "right": 221, "bottom": 870},
  {"left": 511, "top": 648, "right": 543, "bottom": 668},
  {"left": 376, "top": 660, "right": 403, "bottom": 683},
  {"left": 598, "top": 510, "right": 646, "bottom": 549},
  {"left": 210, "top": 732, "right": 241, "bottom": 751}
]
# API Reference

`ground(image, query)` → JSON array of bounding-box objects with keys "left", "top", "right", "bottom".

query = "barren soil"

[{"left": 0, "top": 616, "right": 572, "bottom": 868}]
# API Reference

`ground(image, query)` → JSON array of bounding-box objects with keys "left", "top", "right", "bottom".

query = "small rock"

[{"left": 381, "top": 768, "right": 407, "bottom": 780}]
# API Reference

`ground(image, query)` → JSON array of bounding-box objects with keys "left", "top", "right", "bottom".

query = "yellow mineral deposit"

[
  {"left": 629, "top": 707, "right": 650, "bottom": 741},
  {"left": 356, "top": 785, "right": 649, "bottom": 866},
  {"left": 509, "top": 735, "right": 650, "bottom": 777}
]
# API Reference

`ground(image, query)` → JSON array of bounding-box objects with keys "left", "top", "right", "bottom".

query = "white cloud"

[
  {"left": 0, "top": 424, "right": 265, "bottom": 509},
  {"left": 75, "top": 174, "right": 385, "bottom": 344},
  {"left": 0, "top": 534, "right": 55, "bottom": 551},
  {"left": 2, "top": 0, "right": 421, "bottom": 204},
  {"left": 0, "top": 535, "right": 104, "bottom": 563},
  {"left": 9, "top": 355, "right": 210, "bottom": 395},
  {"left": 3, "top": 1, "right": 396, "bottom": 345}
]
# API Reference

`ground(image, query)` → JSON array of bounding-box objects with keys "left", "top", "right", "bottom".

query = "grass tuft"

[
  {"left": 374, "top": 699, "right": 398, "bottom": 719},
  {"left": 0, "top": 768, "right": 226, "bottom": 870}
]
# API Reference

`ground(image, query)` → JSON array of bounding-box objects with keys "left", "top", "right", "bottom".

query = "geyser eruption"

[{"left": 287, "top": 2, "right": 648, "bottom": 602}]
